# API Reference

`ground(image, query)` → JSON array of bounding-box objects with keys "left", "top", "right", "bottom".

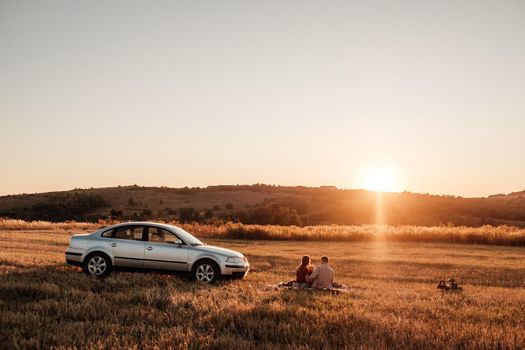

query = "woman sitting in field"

[{"left": 295, "top": 255, "right": 314, "bottom": 288}]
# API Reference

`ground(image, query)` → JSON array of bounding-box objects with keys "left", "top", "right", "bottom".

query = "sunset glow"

[
  {"left": 0, "top": 1, "right": 524, "bottom": 197},
  {"left": 360, "top": 166, "right": 401, "bottom": 193}
]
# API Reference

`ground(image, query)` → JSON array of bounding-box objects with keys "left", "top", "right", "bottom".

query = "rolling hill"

[{"left": 1, "top": 184, "right": 525, "bottom": 227}]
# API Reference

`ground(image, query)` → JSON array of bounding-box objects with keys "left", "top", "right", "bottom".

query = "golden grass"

[
  {"left": 1, "top": 225, "right": 525, "bottom": 349},
  {"left": 182, "top": 222, "right": 525, "bottom": 246},
  {"left": 3, "top": 218, "right": 525, "bottom": 246},
  {"left": 0, "top": 218, "right": 100, "bottom": 231}
]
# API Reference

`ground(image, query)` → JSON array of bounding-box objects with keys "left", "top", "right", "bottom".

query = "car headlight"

[{"left": 226, "top": 256, "right": 245, "bottom": 264}]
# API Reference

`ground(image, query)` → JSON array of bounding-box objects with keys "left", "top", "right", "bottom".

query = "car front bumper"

[{"left": 221, "top": 262, "right": 250, "bottom": 277}]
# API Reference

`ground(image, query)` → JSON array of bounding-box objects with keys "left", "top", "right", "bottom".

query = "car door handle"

[
  {"left": 111, "top": 243, "right": 117, "bottom": 247},
  {"left": 146, "top": 246, "right": 153, "bottom": 251}
]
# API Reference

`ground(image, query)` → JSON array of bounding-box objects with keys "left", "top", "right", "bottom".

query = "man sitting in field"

[
  {"left": 307, "top": 256, "right": 334, "bottom": 289},
  {"left": 296, "top": 255, "right": 314, "bottom": 287}
]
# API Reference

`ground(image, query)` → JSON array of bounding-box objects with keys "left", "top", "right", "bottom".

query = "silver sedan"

[{"left": 65, "top": 222, "right": 249, "bottom": 282}]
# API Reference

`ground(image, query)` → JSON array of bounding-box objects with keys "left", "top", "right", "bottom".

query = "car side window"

[
  {"left": 114, "top": 226, "right": 144, "bottom": 241},
  {"left": 101, "top": 229, "right": 113, "bottom": 238},
  {"left": 148, "top": 227, "right": 183, "bottom": 245}
]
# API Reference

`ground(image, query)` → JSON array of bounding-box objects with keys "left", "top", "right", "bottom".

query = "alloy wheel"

[
  {"left": 195, "top": 263, "right": 215, "bottom": 282},
  {"left": 87, "top": 256, "right": 107, "bottom": 276}
]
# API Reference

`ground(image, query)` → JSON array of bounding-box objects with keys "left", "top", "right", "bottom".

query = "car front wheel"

[
  {"left": 192, "top": 260, "right": 219, "bottom": 283},
  {"left": 84, "top": 253, "right": 112, "bottom": 277}
]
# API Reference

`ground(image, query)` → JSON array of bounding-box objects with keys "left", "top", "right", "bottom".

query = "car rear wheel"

[
  {"left": 192, "top": 260, "right": 219, "bottom": 283},
  {"left": 84, "top": 253, "right": 112, "bottom": 277}
]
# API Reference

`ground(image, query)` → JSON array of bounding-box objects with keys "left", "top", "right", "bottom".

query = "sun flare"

[{"left": 360, "top": 166, "right": 401, "bottom": 193}]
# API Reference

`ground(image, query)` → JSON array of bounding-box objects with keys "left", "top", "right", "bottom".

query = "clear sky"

[{"left": 1, "top": 0, "right": 524, "bottom": 197}]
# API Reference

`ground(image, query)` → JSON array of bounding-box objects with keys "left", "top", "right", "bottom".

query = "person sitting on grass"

[
  {"left": 307, "top": 256, "right": 334, "bottom": 289},
  {"left": 296, "top": 255, "right": 314, "bottom": 287}
]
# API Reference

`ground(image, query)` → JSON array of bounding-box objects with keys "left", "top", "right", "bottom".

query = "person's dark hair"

[
  {"left": 321, "top": 256, "right": 329, "bottom": 263},
  {"left": 301, "top": 255, "right": 310, "bottom": 266}
]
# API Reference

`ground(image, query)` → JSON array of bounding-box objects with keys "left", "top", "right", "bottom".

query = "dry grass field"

[
  {"left": 4, "top": 219, "right": 525, "bottom": 246},
  {"left": 1, "top": 222, "right": 525, "bottom": 349},
  {"left": 183, "top": 222, "right": 525, "bottom": 246}
]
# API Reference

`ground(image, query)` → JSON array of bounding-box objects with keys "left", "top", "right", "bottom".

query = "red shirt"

[{"left": 296, "top": 264, "right": 311, "bottom": 283}]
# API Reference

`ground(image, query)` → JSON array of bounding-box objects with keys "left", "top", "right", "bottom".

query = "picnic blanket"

[{"left": 265, "top": 281, "right": 348, "bottom": 294}]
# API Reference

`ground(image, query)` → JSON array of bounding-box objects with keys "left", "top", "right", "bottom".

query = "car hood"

[{"left": 193, "top": 245, "right": 243, "bottom": 258}]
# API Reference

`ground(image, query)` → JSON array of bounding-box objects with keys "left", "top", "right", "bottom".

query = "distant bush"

[
  {"left": 233, "top": 202, "right": 302, "bottom": 226},
  {"left": 30, "top": 193, "right": 109, "bottom": 222},
  {"left": 165, "top": 208, "right": 177, "bottom": 215},
  {"left": 110, "top": 209, "right": 123, "bottom": 219},
  {"left": 176, "top": 187, "right": 199, "bottom": 195},
  {"left": 179, "top": 208, "right": 200, "bottom": 222}
]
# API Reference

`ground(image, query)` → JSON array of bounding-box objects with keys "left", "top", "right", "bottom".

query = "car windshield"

[{"left": 170, "top": 226, "right": 204, "bottom": 246}]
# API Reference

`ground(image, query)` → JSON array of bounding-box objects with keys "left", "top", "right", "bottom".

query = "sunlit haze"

[
  {"left": 358, "top": 165, "right": 402, "bottom": 193},
  {"left": 1, "top": 1, "right": 524, "bottom": 197}
]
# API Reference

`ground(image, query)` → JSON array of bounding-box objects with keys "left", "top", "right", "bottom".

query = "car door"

[
  {"left": 109, "top": 225, "right": 146, "bottom": 268},
  {"left": 144, "top": 226, "right": 189, "bottom": 271}
]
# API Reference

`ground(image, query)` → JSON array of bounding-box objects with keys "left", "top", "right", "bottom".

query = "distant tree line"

[
  {"left": 2, "top": 184, "right": 525, "bottom": 227},
  {"left": 0, "top": 193, "right": 109, "bottom": 222}
]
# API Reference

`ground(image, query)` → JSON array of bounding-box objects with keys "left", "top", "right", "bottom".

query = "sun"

[{"left": 360, "top": 166, "right": 401, "bottom": 192}]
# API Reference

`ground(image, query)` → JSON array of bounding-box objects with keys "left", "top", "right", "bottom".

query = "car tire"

[
  {"left": 191, "top": 260, "right": 219, "bottom": 283},
  {"left": 84, "top": 253, "right": 112, "bottom": 277}
]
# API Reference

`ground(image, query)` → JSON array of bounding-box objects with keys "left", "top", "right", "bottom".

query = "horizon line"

[{"left": 1, "top": 183, "right": 522, "bottom": 199}]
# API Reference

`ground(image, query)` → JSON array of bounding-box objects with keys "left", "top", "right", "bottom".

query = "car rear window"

[{"left": 114, "top": 226, "right": 144, "bottom": 241}]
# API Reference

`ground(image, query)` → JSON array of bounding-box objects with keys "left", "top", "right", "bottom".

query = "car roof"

[{"left": 105, "top": 221, "right": 178, "bottom": 230}]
